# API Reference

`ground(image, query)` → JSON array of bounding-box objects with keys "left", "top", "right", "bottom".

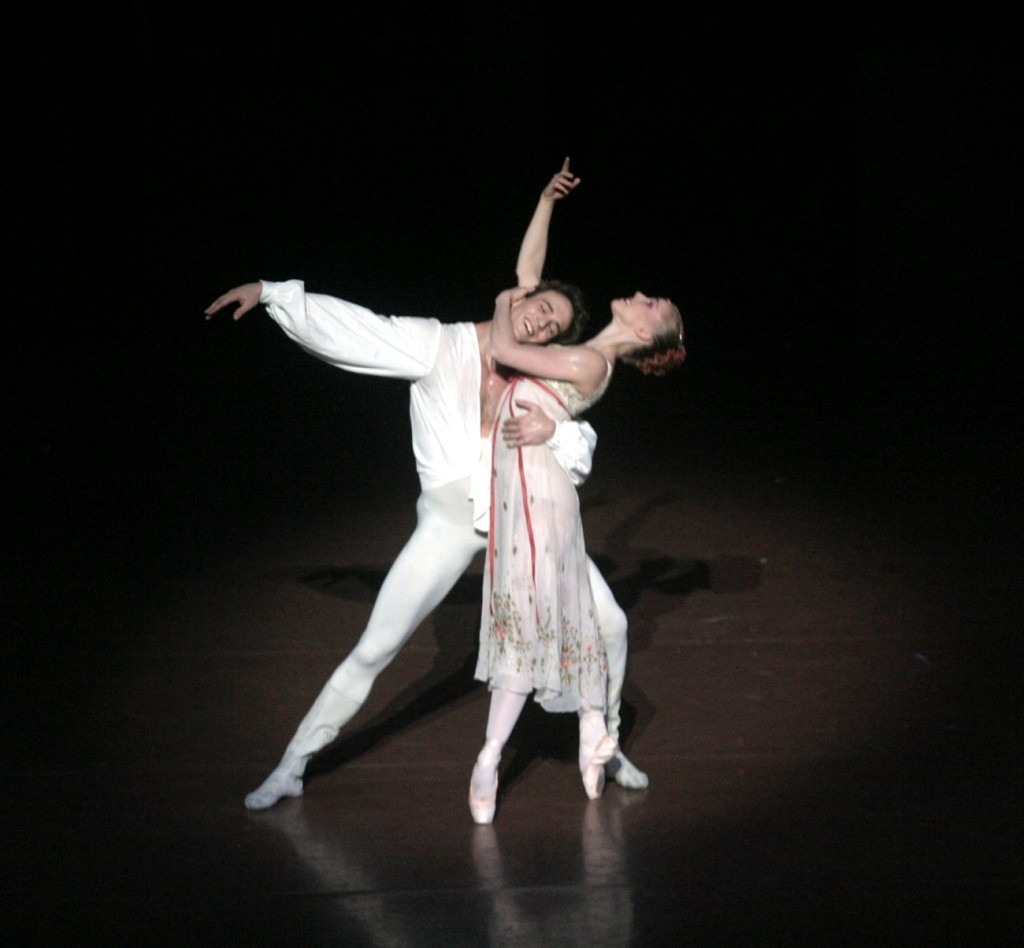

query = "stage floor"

[{"left": 5, "top": 359, "right": 1021, "bottom": 946}]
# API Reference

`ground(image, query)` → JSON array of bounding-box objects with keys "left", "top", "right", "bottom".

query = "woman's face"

[{"left": 611, "top": 292, "right": 678, "bottom": 339}]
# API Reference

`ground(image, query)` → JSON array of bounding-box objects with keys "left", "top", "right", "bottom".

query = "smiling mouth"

[{"left": 524, "top": 318, "right": 534, "bottom": 337}]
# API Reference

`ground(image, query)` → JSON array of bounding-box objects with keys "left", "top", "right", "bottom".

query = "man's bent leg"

[
  {"left": 246, "top": 480, "right": 484, "bottom": 810},
  {"left": 588, "top": 558, "right": 649, "bottom": 790}
]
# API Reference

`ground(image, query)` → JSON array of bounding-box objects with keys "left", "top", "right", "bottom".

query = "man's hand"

[
  {"left": 541, "top": 157, "right": 581, "bottom": 202},
  {"left": 502, "top": 400, "right": 556, "bottom": 447},
  {"left": 204, "top": 283, "right": 262, "bottom": 321}
]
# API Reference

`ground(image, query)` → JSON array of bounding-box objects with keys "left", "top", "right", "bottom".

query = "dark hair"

[
  {"left": 621, "top": 301, "right": 687, "bottom": 376},
  {"left": 526, "top": 279, "right": 589, "bottom": 344}
]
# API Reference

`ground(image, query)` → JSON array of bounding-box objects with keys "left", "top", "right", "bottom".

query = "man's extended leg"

[
  {"left": 246, "top": 479, "right": 485, "bottom": 810},
  {"left": 587, "top": 558, "right": 649, "bottom": 789}
]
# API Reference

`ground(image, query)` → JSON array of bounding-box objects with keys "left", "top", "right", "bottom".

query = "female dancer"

[{"left": 469, "top": 163, "right": 686, "bottom": 823}]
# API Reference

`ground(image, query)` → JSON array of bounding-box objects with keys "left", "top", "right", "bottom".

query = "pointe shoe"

[
  {"left": 469, "top": 763, "right": 498, "bottom": 824},
  {"left": 581, "top": 735, "right": 618, "bottom": 800}
]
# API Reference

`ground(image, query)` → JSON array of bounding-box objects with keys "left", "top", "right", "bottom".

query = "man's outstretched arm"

[
  {"left": 205, "top": 282, "right": 262, "bottom": 320},
  {"left": 205, "top": 280, "right": 439, "bottom": 380}
]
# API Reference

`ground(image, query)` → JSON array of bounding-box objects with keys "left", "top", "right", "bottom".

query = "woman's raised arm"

[{"left": 515, "top": 157, "right": 580, "bottom": 288}]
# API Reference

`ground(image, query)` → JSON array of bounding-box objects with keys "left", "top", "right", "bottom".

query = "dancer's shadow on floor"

[{"left": 582, "top": 488, "right": 764, "bottom": 654}]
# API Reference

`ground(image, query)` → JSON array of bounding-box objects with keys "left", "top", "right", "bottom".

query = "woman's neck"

[{"left": 587, "top": 322, "right": 635, "bottom": 363}]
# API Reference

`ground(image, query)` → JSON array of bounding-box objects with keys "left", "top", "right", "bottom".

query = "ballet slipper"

[
  {"left": 581, "top": 735, "right": 619, "bottom": 800},
  {"left": 608, "top": 750, "right": 649, "bottom": 790},
  {"left": 244, "top": 760, "right": 304, "bottom": 811},
  {"left": 244, "top": 684, "right": 363, "bottom": 811}
]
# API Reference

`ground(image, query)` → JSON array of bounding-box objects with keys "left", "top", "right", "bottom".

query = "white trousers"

[{"left": 278, "top": 477, "right": 629, "bottom": 766}]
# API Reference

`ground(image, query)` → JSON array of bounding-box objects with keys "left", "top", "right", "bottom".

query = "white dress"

[{"left": 475, "top": 364, "right": 613, "bottom": 712}]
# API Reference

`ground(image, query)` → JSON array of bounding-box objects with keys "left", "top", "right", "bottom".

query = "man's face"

[{"left": 510, "top": 290, "right": 574, "bottom": 345}]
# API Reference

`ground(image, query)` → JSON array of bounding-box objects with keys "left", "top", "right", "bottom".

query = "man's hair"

[{"left": 526, "top": 279, "right": 589, "bottom": 344}]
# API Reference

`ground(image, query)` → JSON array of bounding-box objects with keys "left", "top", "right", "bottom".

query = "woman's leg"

[{"left": 469, "top": 687, "right": 529, "bottom": 823}]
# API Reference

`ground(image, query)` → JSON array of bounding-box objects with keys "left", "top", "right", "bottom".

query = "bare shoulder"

[{"left": 565, "top": 344, "right": 613, "bottom": 394}]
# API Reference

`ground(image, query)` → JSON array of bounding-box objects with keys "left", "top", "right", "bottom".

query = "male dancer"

[{"left": 205, "top": 171, "right": 647, "bottom": 811}]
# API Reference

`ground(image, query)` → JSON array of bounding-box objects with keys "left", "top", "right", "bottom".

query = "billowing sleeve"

[
  {"left": 548, "top": 420, "right": 598, "bottom": 486},
  {"left": 260, "top": 280, "right": 441, "bottom": 380}
]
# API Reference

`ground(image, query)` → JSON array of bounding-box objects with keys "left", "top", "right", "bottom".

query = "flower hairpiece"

[{"left": 637, "top": 343, "right": 687, "bottom": 375}]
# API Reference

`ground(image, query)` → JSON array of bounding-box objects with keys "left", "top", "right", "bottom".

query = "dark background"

[
  {"left": 5, "top": 2, "right": 1020, "bottom": 671},
  {"left": 7, "top": 3, "right": 1019, "bottom": 517}
]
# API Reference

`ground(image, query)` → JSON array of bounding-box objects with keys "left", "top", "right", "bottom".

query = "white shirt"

[{"left": 259, "top": 280, "right": 596, "bottom": 525}]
